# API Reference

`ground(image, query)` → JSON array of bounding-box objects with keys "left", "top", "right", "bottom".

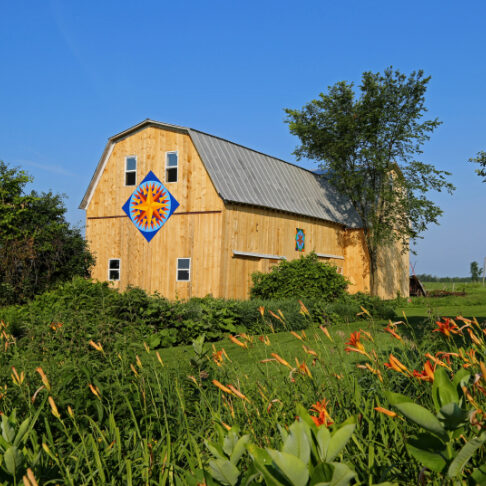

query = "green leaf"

[
  {"left": 230, "top": 435, "right": 250, "bottom": 465},
  {"left": 246, "top": 444, "right": 286, "bottom": 486},
  {"left": 283, "top": 421, "right": 311, "bottom": 464},
  {"left": 406, "top": 434, "right": 447, "bottom": 473},
  {"left": 1, "top": 417, "right": 15, "bottom": 444},
  {"left": 266, "top": 449, "right": 309, "bottom": 486},
  {"left": 208, "top": 458, "right": 240, "bottom": 486},
  {"left": 310, "top": 462, "right": 333, "bottom": 483},
  {"left": 223, "top": 430, "right": 240, "bottom": 457},
  {"left": 447, "top": 432, "right": 486, "bottom": 478},
  {"left": 314, "top": 427, "right": 331, "bottom": 462},
  {"left": 326, "top": 423, "right": 356, "bottom": 462},
  {"left": 385, "top": 391, "right": 412, "bottom": 406},
  {"left": 391, "top": 402, "right": 447, "bottom": 441},
  {"left": 452, "top": 368, "right": 470, "bottom": 391},
  {"left": 3, "top": 446, "right": 23, "bottom": 476},
  {"left": 13, "top": 418, "right": 30, "bottom": 448},
  {"left": 471, "top": 464, "right": 486, "bottom": 485},
  {"left": 432, "top": 367, "right": 458, "bottom": 410},
  {"left": 437, "top": 403, "right": 469, "bottom": 430},
  {"left": 311, "top": 462, "right": 355, "bottom": 486}
]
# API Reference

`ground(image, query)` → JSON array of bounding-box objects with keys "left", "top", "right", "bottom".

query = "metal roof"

[{"left": 80, "top": 119, "right": 362, "bottom": 228}]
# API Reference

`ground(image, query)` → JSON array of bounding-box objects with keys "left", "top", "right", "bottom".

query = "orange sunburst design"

[{"left": 130, "top": 183, "right": 169, "bottom": 230}]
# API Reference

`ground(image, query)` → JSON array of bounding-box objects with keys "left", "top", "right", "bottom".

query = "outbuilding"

[{"left": 80, "top": 120, "right": 409, "bottom": 299}]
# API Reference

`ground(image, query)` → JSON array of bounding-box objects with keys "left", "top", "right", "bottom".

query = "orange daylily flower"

[
  {"left": 374, "top": 406, "right": 397, "bottom": 417},
  {"left": 298, "top": 300, "right": 310, "bottom": 316},
  {"left": 433, "top": 318, "right": 461, "bottom": 337},
  {"left": 295, "top": 358, "right": 313, "bottom": 378},
  {"left": 384, "top": 323, "right": 402, "bottom": 341},
  {"left": 258, "top": 335, "right": 271, "bottom": 346},
  {"left": 319, "top": 325, "right": 333, "bottom": 341},
  {"left": 89, "top": 384, "right": 101, "bottom": 400},
  {"left": 384, "top": 354, "right": 410, "bottom": 375},
  {"left": 270, "top": 353, "right": 292, "bottom": 369},
  {"left": 50, "top": 321, "right": 63, "bottom": 332},
  {"left": 268, "top": 310, "right": 283, "bottom": 322},
  {"left": 212, "top": 379, "right": 233, "bottom": 395},
  {"left": 467, "top": 328, "right": 483, "bottom": 346},
  {"left": 89, "top": 340, "right": 104, "bottom": 353},
  {"left": 303, "top": 344, "right": 318, "bottom": 357},
  {"left": 130, "top": 363, "right": 139, "bottom": 376},
  {"left": 480, "top": 362, "right": 486, "bottom": 383},
  {"left": 425, "top": 353, "right": 452, "bottom": 371},
  {"left": 310, "top": 399, "right": 334, "bottom": 427},
  {"left": 258, "top": 306, "right": 265, "bottom": 317},
  {"left": 357, "top": 363, "right": 383, "bottom": 382},
  {"left": 11, "top": 367, "right": 24, "bottom": 386},
  {"left": 344, "top": 331, "right": 367, "bottom": 356},
  {"left": 212, "top": 350, "right": 224, "bottom": 367},
  {"left": 155, "top": 351, "right": 164, "bottom": 366},
  {"left": 226, "top": 384, "right": 250, "bottom": 402},
  {"left": 290, "top": 331, "right": 303, "bottom": 341},
  {"left": 35, "top": 367, "right": 51, "bottom": 392},
  {"left": 228, "top": 335, "right": 247, "bottom": 349},
  {"left": 413, "top": 360, "right": 435, "bottom": 382},
  {"left": 48, "top": 396, "right": 60, "bottom": 419}
]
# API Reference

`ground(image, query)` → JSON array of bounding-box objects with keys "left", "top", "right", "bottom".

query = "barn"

[{"left": 80, "top": 119, "right": 409, "bottom": 300}]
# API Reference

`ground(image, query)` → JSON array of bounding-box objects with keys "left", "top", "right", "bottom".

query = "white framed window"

[
  {"left": 108, "top": 259, "right": 120, "bottom": 281},
  {"left": 176, "top": 258, "right": 191, "bottom": 281},
  {"left": 165, "top": 151, "right": 178, "bottom": 183},
  {"left": 125, "top": 156, "right": 137, "bottom": 186}
]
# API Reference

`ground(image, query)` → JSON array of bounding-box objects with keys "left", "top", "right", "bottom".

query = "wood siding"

[
  {"left": 86, "top": 127, "right": 224, "bottom": 299},
  {"left": 85, "top": 124, "right": 407, "bottom": 300}
]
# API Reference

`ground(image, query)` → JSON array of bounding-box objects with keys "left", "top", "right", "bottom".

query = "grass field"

[{"left": 0, "top": 281, "right": 485, "bottom": 484}]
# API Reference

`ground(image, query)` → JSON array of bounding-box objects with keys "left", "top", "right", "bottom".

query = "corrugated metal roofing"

[
  {"left": 80, "top": 119, "right": 362, "bottom": 228},
  {"left": 188, "top": 129, "right": 362, "bottom": 228}
]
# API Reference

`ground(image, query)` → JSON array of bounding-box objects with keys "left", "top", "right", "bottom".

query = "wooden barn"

[{"left": 80, "top": 120, "right": 409, "bottom": 300}]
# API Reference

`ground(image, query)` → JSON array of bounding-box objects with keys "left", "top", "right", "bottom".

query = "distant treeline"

[{"left": 416, "top": 274, "right": 481, "bottom": 282}]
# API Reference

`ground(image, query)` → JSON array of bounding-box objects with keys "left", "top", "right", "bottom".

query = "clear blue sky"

[{"left": 1, "top": 0, "right": 485, "bottom": 277}]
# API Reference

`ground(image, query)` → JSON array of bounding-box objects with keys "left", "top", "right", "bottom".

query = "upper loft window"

[
  {"left": 125, "top": 156, "right": 137, "bottom": 186},
  {"left": 176, "top": 258, "right": 191, "bottom": 281},
  {"left": 165, "top": 152, "right": 178, "bottom": 183}
]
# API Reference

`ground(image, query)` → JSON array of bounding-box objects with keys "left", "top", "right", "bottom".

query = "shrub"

[{"left": 250, "top": 253, "right": 349, "bottom": 301}]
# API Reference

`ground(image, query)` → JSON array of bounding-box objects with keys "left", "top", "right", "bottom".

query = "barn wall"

[
  {"left": 342, "top": 229, "right": 371, "bottom": 294},
  {"left": 86, "top": 126, "right": 224, "bottom": 299},
  {"left": 375, "top": 241, "right": 410, "bottom": 299},
  {"left": 219, "top": 205, "right": 370, "bottom": 299}
]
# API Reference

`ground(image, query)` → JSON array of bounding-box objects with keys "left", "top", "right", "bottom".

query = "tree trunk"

[{"left": 368, "top": 247, "right": 380, "bottom": 296}]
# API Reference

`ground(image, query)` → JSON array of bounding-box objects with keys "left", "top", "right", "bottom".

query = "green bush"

[{"left": 250, "top": 253, "right": 349, "bottom": 301}]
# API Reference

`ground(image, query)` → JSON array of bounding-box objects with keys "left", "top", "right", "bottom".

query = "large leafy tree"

[
  {"left": 0, "top": 161, "right": 94, "bottom": 304},
  {"left": 469, "top": 151, "right": 486, "bottom": 181},
  {"left": 285, "top": 68, "right": 454, "bottom": 295}
]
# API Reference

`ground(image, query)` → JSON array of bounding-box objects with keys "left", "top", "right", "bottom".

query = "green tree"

[
  {"left": 0, "top": 161, "right": 94, "bottom": 304},
  {"left": 470, "top": 261, "right": 482, "bottom": 282},
  {"left": 285, "top": 68, "right": 455, "bottom": 295},
  {"left": 469, "top": 151, "right": 486, "bottom": 181}
]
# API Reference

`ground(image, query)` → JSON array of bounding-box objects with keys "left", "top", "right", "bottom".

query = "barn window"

[
  {"left": 166, "top": 152, "right": 178, "bottom": 183},
  {"left": 125, "top": 156, "right": 137, "bottom": 186},
  {"left": 177, "top": 258, "right": 191, "bottom": 281},
  {"left": 108, "top": 259, "right": 120, "bottom": 281}
]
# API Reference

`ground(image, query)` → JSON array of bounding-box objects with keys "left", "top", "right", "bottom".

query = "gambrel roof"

[{"left": 80, "top": 119, "right": 362, "bottom": 228}]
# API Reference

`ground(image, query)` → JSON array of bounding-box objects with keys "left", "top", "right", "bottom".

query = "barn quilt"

[
  {"left": 295, "top": 228, "right": 305, "bottom": 251},
  {"left": 122, "top": 171, "right": 179, "bottom": 242}
]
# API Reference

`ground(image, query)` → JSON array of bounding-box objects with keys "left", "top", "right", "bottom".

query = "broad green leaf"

[
  {"left": 447, "top": 432, "right": 486, "bottom": 478},
  {"left": 406, "top": 434, "right": 447, "bottom": 473},
  {"left": 208, "top": 458, "right": 240, "bottom": 486},
  {"left": 471, "top": 465, "right": 486, "bottom": 485},
  {"left": 310, "top": 462, "right": 333, "bottom": 483},
  {"left": 206, "top": 441, "right": 225, "bottom": 461},
  {"left": 385, "top": 391, "right": 412, "bottom": 406},
  {"left": 452, "top": 369, "right": 470, "bottom": 390},
  {"left": 392, "top": 402, "right": 447, "bottom": 441},
  {"left": 1, "top": 417, "right": 15, "bottom": 444},
  {"left": 326, "top": 424, "right": 356, "bottom": 462},
  {"left": 4, "top": 446, "right": 23, "bottom": 476},
  {"left": 223, "top": 430, "right": 239, "bottom": 457},
  {"left": 296, "top": 404, "right": 317, "bottom": 429},
  {"left": 437, "top": 403, "right": 469, "bottom": 430},
  {"left": 315, "top": 426, "right": 331, "bottom": 461},
  {"left": 247, "top": 444, "right": 286, "bottom": 486},
  {"left": 283, "top": 421, "right": 311, "bottom": 464},
  {"left": 230, "top": 435, "right": 250, "bottom": 465},
  {"left": 326, "top": 462, "right": 356, "bottom": 486},
  {"left": 13, "top": 418, "right": 30, "bottom": 447},
  {"left": 266, "top": 449, "right": 309, "bottom": 486},
  {"left": 432, "top": 367, "right": 458, "bottom": 409}
]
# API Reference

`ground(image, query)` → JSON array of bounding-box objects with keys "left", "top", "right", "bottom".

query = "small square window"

[
  {"left": 166, "top": 152, "right": 178, "bottom": 183},
  {"left": 125, "top": 156, "right": 137, "bottom": 186},
  {"left": 177, "top": 258, "right": 190, "bottom": 281},
  {"left": 108, "top": 259, "right": 120, "bottom": 281}
]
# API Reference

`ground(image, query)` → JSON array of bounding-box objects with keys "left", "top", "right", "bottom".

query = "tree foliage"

[
  {"left": 0, "top": 161, "right": 94, "bottom": 304},
  {"left": 469, "top": 151, "right": 486, "bottom": 182},
  {"left": 285, "top": 68, "right": 455, "bottom": 294},
  {"left": 470, "top": 261, "right": 482, "bottom": 282}
]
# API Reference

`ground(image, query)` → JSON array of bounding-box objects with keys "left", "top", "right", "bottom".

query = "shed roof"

[{"left": 80, "top": 119, "right": 362, "bottom": 228}]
